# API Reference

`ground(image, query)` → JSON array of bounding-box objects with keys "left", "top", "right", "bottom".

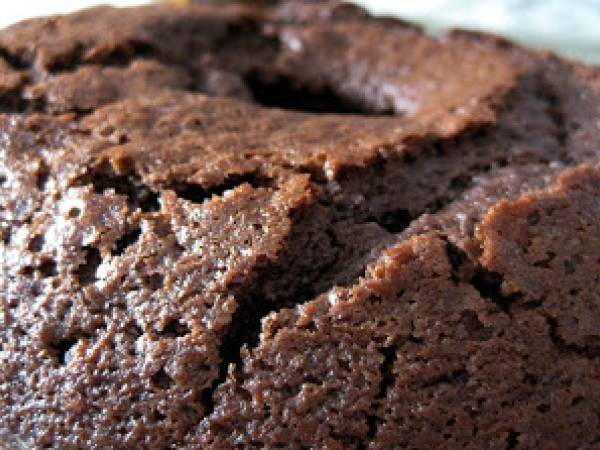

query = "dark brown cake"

[{"left": 1, "top": 1, "right": 600, "bottom": 448}]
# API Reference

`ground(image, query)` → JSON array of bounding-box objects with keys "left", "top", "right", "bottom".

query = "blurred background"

[{"left": 2, "top": 0, "right": 599, "bottom": 65}]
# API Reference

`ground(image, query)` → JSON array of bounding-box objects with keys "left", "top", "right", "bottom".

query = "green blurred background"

[{"left": 355, "top": 0, "right": 600, "bottom": 65}]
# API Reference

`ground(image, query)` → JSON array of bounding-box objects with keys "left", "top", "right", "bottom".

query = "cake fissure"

[
  {"left": 196, "top": 165, "right": 600, "bottom": 449},
  {"left": 1, "top": 1, "right": 600, "bottom": 449}
]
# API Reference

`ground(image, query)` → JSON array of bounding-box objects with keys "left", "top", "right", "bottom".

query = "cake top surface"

[{"left": 1, "top": 1, "right": 600, "bottom": 449}]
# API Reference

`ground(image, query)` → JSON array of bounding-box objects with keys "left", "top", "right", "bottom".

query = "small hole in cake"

[
  {"left": 113, "top": 132, "right": 129, "bottom": 145},
  {"left": 537, "top": 403, "right": 550, "bottom": 413},
  {"left": 151, "top": 367, "right": 173, "bottom": 389},
  {"left": 527, "top": 210, "right": 541, "bottom": 226},
  {"left": 126, "top": 323, "right": 143, "bottom": 338},
  {"left": 86, "top": 172, "right": 160, "bottom": 213},
  {"left": 370, "top": 294, "right": 382, "bottom": 304},
  {"left": 68, "top": 207, "right": 81, "bottom": 218},
  {"left": 174, "top": 173, "right": 273, "bottom": 205},
  {"left": 31, "top": 282, "right": 41, "bottom": 296},
  {"left": 245, "top": 72, "right": 395, "bottom": 115},
  {"left": 432, "top": 141, "right": 445, "bottom": 156},
  {"left": 154, "top": 409, "right": 167, "bottom": 421},
  {"left": 86, "top": 39, "right": 155, "bottom": 66},
  {"left": 77, "top": 246, "right": 102, "bottom": 285},
  {"left": 160, "top": 319, "right": 190, "bottom": 338},
  {"left": 506, "top": 431, "right": 520, "bottom": 450},
  {"left": 523, "top": 373, "right": 537, "bottom": 386},
  {"left": 39, "top": 258, "right": 58, "bottom": 277},
  {"left": 0, "top": 226, "right": 10, "bottom": 244},
  {"left": 112, "top": 228, "right": 142, "bottom": 256},
  {"left": 145, "top": 273, "right": 164, "bottom": 290},
  {"left": 533, "top": 251, "right": 556, "bottom": 269},
  {"left": 303, "top": 375, "right": 320, "bottom": 385},
  {"left": 470, "top": 270, "right": 518, "bottom": 313},
  {"left": 50, "top": 338, "right": 78, "bottom": 365},
  {"left": 376, "top": 209, "right": 412, "bottom": 234},
  {"left": 0, "top": 173, "right": 7, "bottom": 185},
  {"left": 28, "top": 234, "right": 44, "bottom": 252},
  {"left": 446, "top": 240, "right": 468, "bottom": 282},
  {"left": 36, "top": 168, "right": 50, "bottom": 191},
  {"left": 450, "top": 173, "right": 472, "bottom": 191},
  {"left": 21, "top": 265, "right": 34, "bottom": 276},
  {"left": 98, "top": 124, "right": 115, "bottom": 137},
  {"left": 365, "top": 414, "right": 381, "bottom": 440},
  {"left": 407, "top": 334, "right": 424, "bottom": 344},
  {"left": 563, "top": 259, "right": 576, "bottom": 275},
  {"left": 376, "top": 345, "right": 398, "bottom": 399}
]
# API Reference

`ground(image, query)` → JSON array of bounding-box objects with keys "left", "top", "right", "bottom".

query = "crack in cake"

[{"left": 1, "top": 1, "right": 600, "bottom": 448}]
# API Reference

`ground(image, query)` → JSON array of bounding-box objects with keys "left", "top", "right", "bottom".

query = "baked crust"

[{"left": 1, "top": 1, "right": 600, "bottom": 448}]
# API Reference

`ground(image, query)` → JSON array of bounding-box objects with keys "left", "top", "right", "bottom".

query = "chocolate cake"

[{"left": 1, "top": 1, "right": 600, "bottom": 448}]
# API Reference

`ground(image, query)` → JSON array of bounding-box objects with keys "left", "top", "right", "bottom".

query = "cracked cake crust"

[{"left": 1, "top": 1, "right": 600, "bottom": 449}]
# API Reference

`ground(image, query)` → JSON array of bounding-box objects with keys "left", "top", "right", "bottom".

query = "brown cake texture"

[{"left": 1, "top": 1, "right": 600, "bottom": 448}]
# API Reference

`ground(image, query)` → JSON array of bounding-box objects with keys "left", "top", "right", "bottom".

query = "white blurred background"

[{"left": 2, "top": 0, "right": 600, "bottom": 65}]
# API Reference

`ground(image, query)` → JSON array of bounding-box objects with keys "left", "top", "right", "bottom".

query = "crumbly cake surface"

[{"left": 1, "top": 1, "right": 600, "bottom": 449}]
